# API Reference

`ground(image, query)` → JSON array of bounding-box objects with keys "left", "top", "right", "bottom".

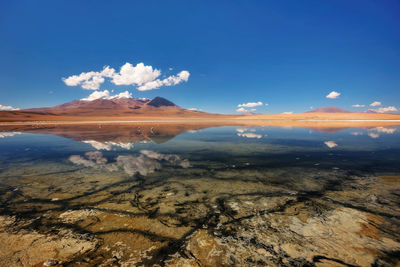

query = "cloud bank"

[
  {"left": 0, "top": 104, "right": 20, "bottom": 111},
  {"left": 237, "top": 101, "right": 263, "bottom": 108},
  {"left": 236, "top": 107, "right": 248, "bottom": 113},
  {"left": 81, "top": 90, "right": 133, "bottom": 101},
  {"left": 324, "top": 141, "right": 338, "bottom": 148},
  {"left": 352, "top": 104, "right": 365, "bottom": 108},
  {"left": 368, "top": 106, "right": 398, "bottom": 113},
  {"left": 370, "top": 101, "right": 381, "bottom": 107},
  {"left": 63, "top": 62, "right": 190, "bottom": 91},
  {"left": 69, "top": 150, "right": 189, "bottom": 176},
  {"left": 326, "top": 91, "right": 340, "bottom": 99}
]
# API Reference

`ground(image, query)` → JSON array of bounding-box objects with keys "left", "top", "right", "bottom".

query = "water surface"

[{"left": 0, "top": 125, "right": 399, "bottom": 266}]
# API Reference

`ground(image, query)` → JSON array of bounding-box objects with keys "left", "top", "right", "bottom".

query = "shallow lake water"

[{"left": 0, "top": 125, "right": 399, "bottom": 266}]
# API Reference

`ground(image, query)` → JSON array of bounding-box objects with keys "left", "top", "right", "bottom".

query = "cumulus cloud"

[
  {"left": 324, "top": 141, "right": 338, "bottom": 148},
  {"left": 371, "top": 106, "right": 398, "bottom": 113},
  {"left": 69, "top": 150, "right": 189, "bottom": 176},
  {"left": 237, "top": 132, "right": 262, "bottom": 139},
  {"left": 370, "top": 101, "right": 381, "bottom": 107},
  {"left": 236, "top": 128, "right": 262, "bottom": 139},
  {"left": 368, "top": 132, "right": 379, "bottom": 139},
  {"left": 326, "top": 91, "right": 340, "bottom": 99},
  {"left": 366, "top": 127, "right": 396, "bottom": 139},
  {"left": 0, "top": 132, "right": 22, "bottom": 138},
  {"left": 82, "top": 90, "right": 111, "bottom": 101},
  {"left": 281, "top": 111, "right": 293, "bottom": 115},
  {"left": 374, "top": 127, "right": 396, "bottom": 134},
  {"left": 112, "top": 63, "right": 160, "bottom": 86},
  {"left": 0, "top": 104, "right": 20, "bottom": 111},
  {"left": 237, "top": 101, "right": 263, "bottom": 108},
  {"left": 236, "top": 107, "right": 248, "bottom": 113},
  {"left": 112, "top": 90, "right": 133, "bottom": 99},
  {"left": 63, "top": 62, "right": 190, "bottom": 91},
  {"left": 140, "top": 150, "right": 190, "bottom": 168},
  {"left": 350, "top": 132, "right": 363, "bottom": 136},
  {"left": 83, "top": 140, "right": 134, "bottom": 150},
  {"left": 81, "top": 90, "right": 133, "bottom": 101},
  {"left": 137, "top": 70, "right": 190, "bottom": 91},
  {"left": 352, "top": 104, "right": 365, "bottom": 108},
  {"left": 113, "top": 155, "right": 161, "bottom": 176},
  {"left": 63, "top": 66, "right": 115, "bottom": 90}
]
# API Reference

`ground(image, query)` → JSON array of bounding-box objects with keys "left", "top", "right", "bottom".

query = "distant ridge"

[
  {"left": 20, "top": 96, "right": 185, "bottom": 116},
  {"left": 307, "top": 107, "right": 351, "bottom": 113}
]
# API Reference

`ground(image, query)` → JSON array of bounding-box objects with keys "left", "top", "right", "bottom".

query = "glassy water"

[{"left": 0, "top": 125, "right": 399, "bottom": 266}]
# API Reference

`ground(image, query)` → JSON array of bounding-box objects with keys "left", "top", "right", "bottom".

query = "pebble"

[{"left": 43, "top": 259, "right": 58, "bottom": 266}]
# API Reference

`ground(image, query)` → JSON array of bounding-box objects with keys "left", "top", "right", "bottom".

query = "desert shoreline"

[
  {"left": 1, "top": 118, "right": 400, "bottom": 130},
  {"left": 2, "top": 118, "right": 400, "bottom": 124}
]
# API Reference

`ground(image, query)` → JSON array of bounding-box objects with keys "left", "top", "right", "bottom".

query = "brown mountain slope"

[
  {"left": 23, "top": 96, "right": 183, "bottom": 116},
  {"left": 307, "top": 107, "right": 351, "bottom": 113},
  {"left": 0, "top": 96, "right": 224, "bottom": 122}
]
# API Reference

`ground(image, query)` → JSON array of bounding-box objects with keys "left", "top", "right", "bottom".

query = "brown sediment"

[
  {"left": 379, "top": 176, "right": 400, "bottom": 183},
  {"left": 357, "top": 213, "right": 385, "bottom": 240}
]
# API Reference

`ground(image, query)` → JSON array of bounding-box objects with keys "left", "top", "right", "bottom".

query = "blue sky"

[{"left": 0, "top": 0, "right": 399, "bottom": 114}]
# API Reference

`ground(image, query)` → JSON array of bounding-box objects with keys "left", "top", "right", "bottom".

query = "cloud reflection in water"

[{"left": 69, "top": 150, "right": 189, "bottom": 176}]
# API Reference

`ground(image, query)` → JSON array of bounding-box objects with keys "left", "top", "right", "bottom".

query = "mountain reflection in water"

[{"left": 0, "top": 124, "right": 399, "bottom": 266}]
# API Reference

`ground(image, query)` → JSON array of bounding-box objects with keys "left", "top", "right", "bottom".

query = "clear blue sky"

[{"left": 1, "top": 0, "right": 399, "bottom": 114}]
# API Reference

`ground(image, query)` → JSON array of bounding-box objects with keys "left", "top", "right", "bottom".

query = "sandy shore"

[
  {"left": 1, "top": 119, "right": 400, "bottom": 129},
  {"left": 1, "top": 112, "right": 400, "bottom": 130}
]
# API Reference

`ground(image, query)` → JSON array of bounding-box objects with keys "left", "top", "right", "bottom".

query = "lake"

[{"left": 0, "top": 124, "right": 399, "bottom": 266}]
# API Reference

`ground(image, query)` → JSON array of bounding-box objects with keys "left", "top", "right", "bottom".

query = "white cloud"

[
  {"left": 370, "top": 101, "right": 381, "bottom": 107},
  {"left": 83, "top": 140, "right": 134, "bottom": 150},
  {"left": 352, "top": 104, "right": 365, "bottom": 108},
  {"left": 326, "top": 91, "right": 340, "bottom": 99},
  {"left": 281, "top": 111, "right": 293, "bottom": 114},
  {"left": 250, "top": 108, "right": 256, "bottom": 112},
  {"left": 236, "top": 107, "right": 248, "bottom": 113},
  {"left": 237, "top": 101, "right": 263, "bottom": 108},
  {"left": 140, "top": 149, "right": 190, "bottom": 168},
  {"left": 62, "top": 66, "right": 115, "bottom": 90},
  {"left": 368, "top": 132, "right": 379, "bottom": 139},
  {"left": 324, "top": 141, "right": 338, "bottom": 148},
  {"left": 112, "top": 62, "right": 161, "bottom": 86},
  {"left": 0, "top": 104, "right": 20, "bottom": 111},
  {"left": 82, "top": 90, "right": 111, "bottom": 101},
  {"left": 0, "top": 132, "right": 22, "bottom": 138},
  {"left": 237, "top": 132, "right": 262, "bottom": 139},
  {"left": 350, "top": 132, "right": 363, "bottom": 136},
  {"left": 69, "top": 150, "right": 189, "bottom": 176},
  {"left": 112, "top": 90, "right": 133, "bottom": 99},
  {"left": 63, "top": 62, "right": 190, "bottom": 91},
  {"left": 373, "top": 106, "right": 398, "bottom": 113},
  {"left": 81, "top": 90, "right": 133, "bottom": 101},
  {"left": 373, "top": 127, "right": 396, "bottom": 134},
  {"left": 366, "top": 127, "right": 397, "bottom": 139},
  {"left": 265, "top": 103, "right": 269, "bottom": 107},
  {"left": 137, "top": 70, "right": 190, "bottom": 91}
]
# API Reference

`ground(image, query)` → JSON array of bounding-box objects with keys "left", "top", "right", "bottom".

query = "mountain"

[
  {"left": 307, "top": 107, "right": 351, "bottom": 113},
  {"left": 147, "top": 97, "right": 176, "bottom": 107},
  {"left": 22, "top": 96, "right": 185, "bottom": 116}
]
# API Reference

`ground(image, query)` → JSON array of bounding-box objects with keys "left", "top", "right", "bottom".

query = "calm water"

[{"left": 0, "top": 125, "right": 399, "bottom": 266}]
